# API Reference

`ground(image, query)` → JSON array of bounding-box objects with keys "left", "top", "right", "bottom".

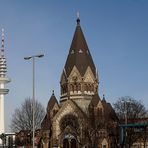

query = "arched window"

[
  {"left": 76, "top": 84, "right": 78, "bottom": 91},
  {"left": 74, "top": 84, "right": 77, "bottom": 91},
  {"left": 61, "top": 86, "right": 64, "bottom": 94},
  {"left": 88, "top": 84, "right": 91, "bottom": 91},
  {"left": 60, "top": 114, "right": 79, "bottom": 131},
  {"left": 63, "top": 85, "right": 65, "bottom": 93},
  {"left": 70, "top": 84, "right": 74, "bottom": 92},
  {"left": 78, "top": 83, "right": 81, "bottom": 91},
  {"left": 91, "top": 84, "right": 94, "bottom": 91},
  {"left": 63, "top": 85, "right": 67, "bottom": 93},
  {"left": 85, "top": 84, "right": 88, "bottom": 91}
]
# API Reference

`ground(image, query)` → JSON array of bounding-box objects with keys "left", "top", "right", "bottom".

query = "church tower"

[
  {"left": 41, "top": 15, "right": 118, "bottom": 148},
  {"left": 60, "top": 15, "right": 99, "bottom": 111},
  {"left": 0, "top": 29, "right": 10, "bottom": 138}
]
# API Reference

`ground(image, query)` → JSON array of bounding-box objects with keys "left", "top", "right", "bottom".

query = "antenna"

[
  {"left": 76, "top": 12, "right": 80, "bottom": 25},
  {"left": 1, "top": 28, "right": 5, "bottom": 58},
  {"left": 1, "top": 28, "right": 4, "bottom": 49}
]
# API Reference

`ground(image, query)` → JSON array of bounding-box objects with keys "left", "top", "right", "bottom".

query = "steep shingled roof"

[
  {"left": 41, "top": 114, "right": 51, "bottom": 130},
  {"left": 101, "top": 96, "right": 118, "bottom": 120},
  {"left": 47, "top": 91, "right": 58, "bottom": 112},
  {"left": 64, "top": 18, "right": 96, "bottom": 77},
  {"left": 89, "top": 93, "right": 101, "bottom": 107}
]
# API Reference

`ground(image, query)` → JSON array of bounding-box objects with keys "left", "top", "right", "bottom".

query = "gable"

[
  {"left": 52, "top": 100, "right": 87, "bottom": 137},
  {"left": 83, "top": 66, "right": 95, "bottom": 83},
  {"left": 49, "top": 103, "right": 59, "bottom": 118},
  {"left": 101, "top": 138, "right": 108, "bottom": 147},
  {"left": 68, "top": 66, "right": 82, "bottom": 83},
  {"left": 97, "top": 100, "right": 104, "bottom": 109},
  {"left": 53, "top": 100, "right": 86, "bottom": 122}
]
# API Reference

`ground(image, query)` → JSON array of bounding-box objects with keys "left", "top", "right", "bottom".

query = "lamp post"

[
  {"left": 122, "top": 100, "right": 130, "bottom": 126},
  {"left": 24, "top": 54, "right": 44, "bottom": 148},
  {"left": 121, "top": 100, "right": 130, "bottom": 148}
]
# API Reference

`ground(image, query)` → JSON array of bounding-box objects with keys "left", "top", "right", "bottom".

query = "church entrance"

[
  {"left": 63, "top": 134, "right": 77, "bottom": 148},
  {"left": 71, "top": 138, "right": 77, "bottom": 148},
  {"left": 63, "top": 139, "right": 69, "bottom": 148}
]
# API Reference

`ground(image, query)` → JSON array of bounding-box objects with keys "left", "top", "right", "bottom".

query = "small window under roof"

[
  {"left": 71, "top": 50, "right": 74, "bottom": 54},
  {"left": 79, "top": 49, "right": 83, "bottom": 53}
]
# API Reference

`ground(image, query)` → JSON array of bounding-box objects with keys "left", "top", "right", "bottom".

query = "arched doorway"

[
  {"left": 71, "top": 138, "right": 77, "bottom": 148},
  {"left": 63, "top": 134, "right": 77, "bottom": 148},
  {"left": 60, "top": 115, "right": 79, "bottom": 148},
  {"left": 63, "top": 139, "right": 69, "bottom": 148}
]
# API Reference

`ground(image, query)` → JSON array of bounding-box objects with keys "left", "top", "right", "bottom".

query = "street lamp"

[
  {"left": 121, "top": 100, "right": 130, "bottom": 147},
  {"left": 24, "top": 54, "right": 44, "bottom": 148},
  {"left": 121, "top": 100, "right": 130, "bottom": 125}
]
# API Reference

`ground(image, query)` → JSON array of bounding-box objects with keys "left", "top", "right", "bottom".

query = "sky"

[{"left": 0, "top": 0, "right": 148, "bottom": 132}]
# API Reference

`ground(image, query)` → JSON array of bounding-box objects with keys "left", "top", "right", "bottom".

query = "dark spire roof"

[
  {"left": 101, "top": 95, "right": 118, "bottom": 121},
  {"left": 102, "top": 94, "right": 106, "bottom": 102},
  {"left": 47, "top": 90, "right": 58, "bottom": 111},
  {"left": 89, "top": 93, "right": 101, "bottom": 107},
  {"left": 64, "top": 17, "right": 96, "bottom": 77}
]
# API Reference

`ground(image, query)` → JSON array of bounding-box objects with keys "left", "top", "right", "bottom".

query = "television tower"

[{"left": 0, "top": 28, "right": 10, "bottom": 140}]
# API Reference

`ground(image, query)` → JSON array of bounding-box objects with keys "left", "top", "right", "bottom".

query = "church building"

[{"left": 41, "top": 16, "right": 118, "bottom": 148}]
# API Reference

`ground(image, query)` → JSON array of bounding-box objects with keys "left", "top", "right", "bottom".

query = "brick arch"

[{"left": 60, "top": 114, "right": 79, "bottom": 131}]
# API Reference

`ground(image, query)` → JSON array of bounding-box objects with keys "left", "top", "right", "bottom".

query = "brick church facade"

[{"left": 41, "top": 17, "right": 118, "bottom": 148}]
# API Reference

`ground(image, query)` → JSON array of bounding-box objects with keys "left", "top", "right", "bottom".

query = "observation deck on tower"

[{"left": 0, "top": 28, "right": 10, "bottom": 92}]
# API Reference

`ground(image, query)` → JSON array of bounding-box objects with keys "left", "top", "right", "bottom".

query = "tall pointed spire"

[
  {"left": 47, "top": 90, "right": 58, "bottom": 112},
  {"left": 60, "top": 16, "right": 99, "bottom": 105},
  {"left": 64, "top": 14, "right": 96, "bottom": 77},
  {"left": 103, "top": 94, "right": 106, "bottom": 101}
]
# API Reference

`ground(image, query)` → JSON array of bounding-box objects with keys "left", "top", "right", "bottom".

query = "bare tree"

[
  {"left": 113, "top": 96, "right": 147, "bottom": 120},
  {"left": 11, "top": 98, "right": 45, "bottom": 132},
  {"left": 113, "top": 96, "right": 148, "bottom": 147}
]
